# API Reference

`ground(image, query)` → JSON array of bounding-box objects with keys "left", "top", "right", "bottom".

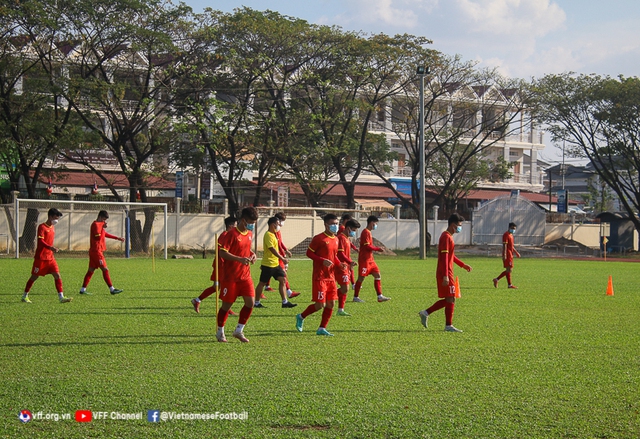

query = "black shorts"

[{"left": 259, "top": 265, "right": 286, "bottom": 283}]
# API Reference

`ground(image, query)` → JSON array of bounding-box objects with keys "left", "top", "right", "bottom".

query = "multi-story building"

[{"left": 364, "top": 82, "right": 546, "bottom": 198}]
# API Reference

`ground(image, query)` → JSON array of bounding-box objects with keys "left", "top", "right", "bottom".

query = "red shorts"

[
  {"left": 31, "top": 259, "right": 59, "bottom": 277},
  {"left": 219, "top": 278, "right": 254, "bottom": 304},
  {"left": 358, "top": 259, "right": 379, "bottom": 277},
  {"left": 503, "top": 258, "right": 514, "bottom": 269},
  {"left": 312, "top": 279, "right": 338, "bottom": 303},
  {"left": 88, "top": 252, "right": 107, "bottom": 270},
  {"left": 437, "top": 277, "right": 456, "bottom": 298},
  {"left": 336, "top": 270, "right": 351, "bottom": 287}
]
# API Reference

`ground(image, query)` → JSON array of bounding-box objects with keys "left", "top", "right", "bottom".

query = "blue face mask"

[
  {"left": 373, "top": 224, "right": 378, "bottom": 231},
  {"left": 246, "top": 223, "right": 255, "bottom": 231},
  {"left": 509, "top": 228, "right": 515, "bottom": 234},
  {"left": 455, "top": 225, "right": 463, "bottom": 233},
  {"left": 329, "top": 224, "right": 339, "bottom": 234},
  {"left": 349, "top": 230, "right": 356, "bottom": 238}
]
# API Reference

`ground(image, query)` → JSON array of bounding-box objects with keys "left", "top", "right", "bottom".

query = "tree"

[
  {"left": 0, "top": 0, "right": 86, "bottom": 201},
  {"left": 532, "top": 73, "right": 640, "bottom": 237},
  {"left": 56, "top": 0, "right": 195, "bottom": 251},
  {"left": 294, "top": 32, "right": 422, "bottom": 208},
  {"left": 175, "top": 8, "right": 298, "bottom": 213},
  {"left": 377, "top": 53, "right": 531, "bottom": 217}
]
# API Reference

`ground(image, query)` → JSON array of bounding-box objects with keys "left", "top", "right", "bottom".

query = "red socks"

[
  {"left": 199, "top": 286, "right": 216, "bottom": 301},
  {"left": 24, "top": 279, "right": 35, "bottom": 293},
  {"left": 102, "top": 270, "right": 113, "bottom": 288},
  {"left": 338, "top": 292, "right": 347, "bottom": 309},
  {"left": 217, "top": 308, "right": 230, "bottom": 327},
  {"left": 301, "top": 304, "right": 317, "bottom": 319},
  {"left": 426, "top": 300, "right": 456, "bottom": 326},
  {"left": 54, "top": 278, "right": 63, "bottom": 294},
  {"left": 82, "top": 272, "right": 93, "bottom": 288},
  {"left": 445, "top": 302, "right": 455, "bottom": 326},
  {"left": 354, "top": 281, "right": 363, "bottom": 297},
  {"left": 320, "top": 307, "right": 333, "bottom": 328},
  {"left": 374, "top": 279, "right": 382, "bottom": 295},
  {"left": 426, "top": 299, "right": 446, "bottom": 315},
  {"left": 238, "top": 306, "right": 252, "bottom": 325}
]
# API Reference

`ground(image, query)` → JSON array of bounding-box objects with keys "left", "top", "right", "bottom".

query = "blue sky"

[{"left": 181, "top": 0, "right": 640, "bottom": 162}]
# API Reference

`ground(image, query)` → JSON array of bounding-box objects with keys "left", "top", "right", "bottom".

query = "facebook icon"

[{"left": 147, "top": 410, "right": 160, "bottom": 422}]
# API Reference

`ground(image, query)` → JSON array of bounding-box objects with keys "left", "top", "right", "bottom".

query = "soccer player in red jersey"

[
  {"left": 215, "top": 207, "right": 258, "bottom": 343},
  {"left": 79, "top": 210, "right": 125, "bottom": 295},
  {"left": 419, "top": 213, "right": 472, "bottom": 332},
  {"left": 21, "top": 208, "right": 72, "bottom": 303},
  {"left": 339, "top": 213, "right": 358, "bottom": 288},
  {"left": 336, "top": 219, "right": 360, "bottom": 316},
  {"left": 353, "top": 215, "right": 390, "bottom": 303},
  {"left": 191, "top": 216, "right": 238, "bottom": 314},
  {"left": 493, "top": 222, "right": 521, "bottom": 289},
  {"left": 295, "top": 213, "right": 346, "bottom": 336}
]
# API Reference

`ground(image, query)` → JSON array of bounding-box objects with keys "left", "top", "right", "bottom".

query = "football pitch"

[{"left": 1, "top": 255, "right": 639, "bottom": 438}]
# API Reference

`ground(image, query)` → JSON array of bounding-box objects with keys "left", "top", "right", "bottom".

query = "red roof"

[
  {"left": 36, "top": 171, "right": 174, "bottom": 190},
  {"left": 257, "top": 181, "right": 409, "bottom": 200}
]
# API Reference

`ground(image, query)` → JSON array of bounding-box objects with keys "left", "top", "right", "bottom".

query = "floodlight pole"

[{"left": 417, "top": 66, "right": 427, "bottom": 260}]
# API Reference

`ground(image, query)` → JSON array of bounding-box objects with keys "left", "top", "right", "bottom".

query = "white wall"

[{"left": 1, "top": 207, "right": 612, "bottom": 253}]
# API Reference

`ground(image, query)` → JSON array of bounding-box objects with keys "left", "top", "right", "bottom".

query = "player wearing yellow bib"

[{"left": 254, "top": 217, "right": 298, "bottom": 309}]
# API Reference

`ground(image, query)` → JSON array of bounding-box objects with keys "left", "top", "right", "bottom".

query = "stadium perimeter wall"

[
  {"left": 0, "top": 208, "right": 461, "bottom": 254},
  {"left": 0, "top": 207, "right": 607, "bottom": 254}
]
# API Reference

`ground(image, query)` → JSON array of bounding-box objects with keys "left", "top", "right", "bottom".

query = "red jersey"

[
  {"left": 307, "top": 232, "right": 340, "bottom": 282},
  {"left": 502, "top": 231, "right": 515, "bottom": 260},
  {"left": 211, "top": 230, "right": 229, "bottom": 275},
  {"left": 34, "top": 222, "right": 55, "bottom": 261},
  {"left": 358, "top": 228, "right": 380, "bottom": 265},
  {"left": 336, "top": 232, "right": 353, "bottom": 277},
  {"left": 218, "top": 227, "right": 253, "bottom": 282},
  {"left": 89, "top": 221, "right": 118, "bottom": 253},
  {"left": 437, "top": 230, "right": 464, "bottom": 281},
  {"left": 275, "top": 229, "right": 287, "bottom": 254}
]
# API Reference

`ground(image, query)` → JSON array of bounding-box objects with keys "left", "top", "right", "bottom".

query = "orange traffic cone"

[
  {"left": 454, "top": 276, "right": 461, "bottom": 298},
  {"left": 606, "top": 275, "right": 614, "bottom": 296}
]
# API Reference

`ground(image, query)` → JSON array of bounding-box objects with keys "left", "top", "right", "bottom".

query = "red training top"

[
  {"left": 218, "top": 227, "right": 253, "bottom": 282},
  {"left": 35, "top": 222, "right": 55, "bottom": 261}
]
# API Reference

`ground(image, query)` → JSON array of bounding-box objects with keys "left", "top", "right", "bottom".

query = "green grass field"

[{"left": 1, "top": 254, "right": 639, "bottom": 438}]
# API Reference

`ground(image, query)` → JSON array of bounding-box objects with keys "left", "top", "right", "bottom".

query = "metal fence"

[{"left": 472, "top": 195, "right": 546, "bottom": 246}]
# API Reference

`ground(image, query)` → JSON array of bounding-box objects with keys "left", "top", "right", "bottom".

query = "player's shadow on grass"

[
  {"left": 1, "top": 334, "right": 222, "bottom": 348},
  {"left": 53, "top": 310, "right": 181, "bottom": 316}
]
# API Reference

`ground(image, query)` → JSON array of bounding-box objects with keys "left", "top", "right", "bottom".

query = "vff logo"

[{"left": 19, "top": 410, "right": 33, "bottom": 423}]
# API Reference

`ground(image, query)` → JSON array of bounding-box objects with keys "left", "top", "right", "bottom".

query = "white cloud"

[
  {"left": 455, "top": 0, "right": 566, "bottom": 37},
  {"left": 324, "top": 0, "right": 440, "bottom": 30}
]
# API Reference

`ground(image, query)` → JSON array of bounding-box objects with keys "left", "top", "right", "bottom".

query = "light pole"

[{"left": 417, "top": 65, "right": 428, "bottom": 259}]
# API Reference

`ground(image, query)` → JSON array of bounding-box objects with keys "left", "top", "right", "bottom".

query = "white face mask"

[
  {"left": 51, "top": 219, "right": 59, "bottom": 225},
  {"left": 276, "top": 225, "right": 281, "bottom": 232}
]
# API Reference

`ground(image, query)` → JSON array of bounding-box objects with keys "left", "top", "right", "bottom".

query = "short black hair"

[
  {"left": 240, "top": 206, "right": 258, "bottom": 221},
  {"left": 341, "top": 213, "right": 352, "bottom": 223},
  {"left": 98, "top": 210, "right": 109, "bottom": 219},
  {"left": 345, "top": 219, "right": 360, "bottom": 229},
  {"left": 509, "top": 222, "right": 517, "bottom": 229},
  {"left": 366, "top": 215, "right": 378, "bottom": 224},
  {"left": 48, "top": 208, "right": 62, "bottom": 218},
  {"left": 224, "top": 216, "right": 237, "bottom": 228},
  {"left": 268, "top": 216, "right": 279, "bottom": 226},
  {"left": 323, "top": 213, "right": 338, "bottom": 223},
  {"left": 448, "top": 213, "right": 464, "bottom": 225},
  {"left": 275, "top": 212, "right": 286, "bottom": 221}
]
